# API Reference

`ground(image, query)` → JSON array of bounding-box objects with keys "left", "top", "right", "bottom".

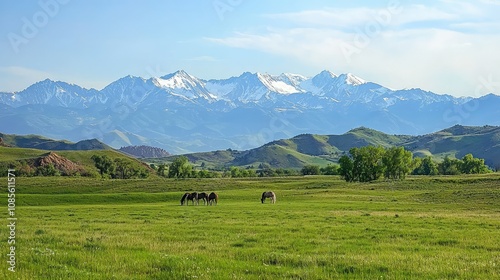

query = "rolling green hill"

[
  {"left": 158, "top": 125, "right": 500, "bottom": 170},
  {"left": 0, "top": 146, "right": 153, "bottom": 177},
  {"left": 402, "top": 125, "right": 500, "bottom": 168},
  {"left": 0, "top": 132, "right": 111, "bottom": 150}
]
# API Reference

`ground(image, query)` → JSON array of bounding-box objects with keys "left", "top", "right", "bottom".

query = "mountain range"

[{"left": 1, "top": 70, "right": 499, "bottom": 153}]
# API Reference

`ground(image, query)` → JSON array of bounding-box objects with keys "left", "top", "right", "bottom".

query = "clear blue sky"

[{"left": 1, "top": 0, "right": 499, "bottom": 97}]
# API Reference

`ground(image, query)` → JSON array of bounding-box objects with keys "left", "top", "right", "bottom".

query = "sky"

[{"left": 1, "top": 0, "right": 500, "bottom": 97}]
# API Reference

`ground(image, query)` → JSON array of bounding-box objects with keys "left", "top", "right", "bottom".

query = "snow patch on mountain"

[
  {"left": 153, "top": 70, "right": 217, "bottom": 101},
  {"left": 156, "top": 70, "right": 199, "bottom": 90},
  {"left": 256, "top": 73, "right": 303, "bottom": 94}
]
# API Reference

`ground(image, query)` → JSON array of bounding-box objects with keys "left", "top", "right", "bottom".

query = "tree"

[
  {"left": 91, "top": 155, "right": 115, "bottom": 177},
  {"left": 35, "top": 163, "right": 60, "bottom": 176},
  {"left": 460, "top": 154, "right": 490, "bottom": 174},
  {"left": 258, "top": 167, "right": 275, "bottom": 177},
  {"left": 157, "top": 163, "right": 167, "bottom": 177},
  {"left": 382, "top": 146, "right": 413, "bottom": 180},
  {"left": 301, "top": 165, "right": 320, "bottom": 175},
  {"left": 338, "top": 155, "right": 354, "bottom": 182},
  {"left": 168, "top": 156, "right": 192, "bottom": 178},
  {"left": 340, "top": 146, "right": 417, "bottom": 182},
  {"left": 230, "top": 166, "right": 241, "bottom": 177},
  {"left": 320, "top": 164, "right": 339, "bottom": 175},
  {"left": 114, "top": 158, "right": 132, "bottom": 179},
  {"left": 438, "top": 156, "right": 461, "bottom": 175},
  {"left": 413, "top": 156, "right": 438, "bottom": 175},
  {"left": 350, "top": 146, "right": 385, "bottom": 182}
]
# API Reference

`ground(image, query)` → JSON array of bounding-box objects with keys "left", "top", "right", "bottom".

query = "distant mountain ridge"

[
  {"left": 0, "top": 132, "right": 111, "bottom": 151},
  {"left": 1, "top": 70, "right": 499, "bottom": 153},
  {"left": 119, "top": 145, "right": 171, "bottom": 158}
]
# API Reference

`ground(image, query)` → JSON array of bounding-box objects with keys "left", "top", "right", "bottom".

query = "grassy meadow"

[{"left": 1, "top": 175, "right": 499, "bottom": 279}]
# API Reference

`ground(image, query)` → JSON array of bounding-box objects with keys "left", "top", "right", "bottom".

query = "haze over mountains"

[{"left": 1, "top": 70, "right": 499, "bottom": 153}]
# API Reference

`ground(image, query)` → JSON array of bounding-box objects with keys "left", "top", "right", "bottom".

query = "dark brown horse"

[
  {"left": 197, "top": 192, "right": 209, "bottom": 205},
  {"left": 189, "top": 192, "right": 199, "bottom": 205},
  {"left": 208, "top": 192, "right": 218, "bottom": 206},
  {"left": 180, "top": 192, "right": 199, "bottom": 205},
  {"left": 261, "top": 191, "right": 276, "bottom": 204}
]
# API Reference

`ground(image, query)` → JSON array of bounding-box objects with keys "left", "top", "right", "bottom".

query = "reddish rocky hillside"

[{"left": 33, "top": 152, "right": 86, "bottom": 175}]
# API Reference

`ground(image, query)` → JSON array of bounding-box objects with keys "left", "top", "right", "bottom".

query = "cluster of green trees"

[
  {"left": 301, "top": 164, "right": 339, "bottom": 176},
  {"left": 91, "top": 155, "right": 149, "bottom": 179},
  {"left": 413, "top": 154, "right": 491, "bottom": 175},
  {"left": 338, "top": 146, "right": 491, "bottom": 182},
  {"left": 153, "top": 156, "right": 342, "bottom": 178},
  {"left": 338, "top": 146, "right": 412, "bottom": 182},
  {"left": 153, "top": 156, "right": 257, "bottom": 178},
  {"left": 155, "top": 149, "right": 490, "bottom": 180}
]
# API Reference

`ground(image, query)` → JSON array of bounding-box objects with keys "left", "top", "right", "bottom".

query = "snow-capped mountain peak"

[
  {"left": 152, "top": 70, "right": 216, "bottom": 101},
  {"left": 341, "top": 73, "right": 366, "bottom": 86},
  {"left": 156, "top": 70, "right": 202, "bottom": 90}
]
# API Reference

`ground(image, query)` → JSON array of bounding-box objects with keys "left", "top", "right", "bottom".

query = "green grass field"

[{"left": 1, "top": 175, "right": 499, "bottom": 279}]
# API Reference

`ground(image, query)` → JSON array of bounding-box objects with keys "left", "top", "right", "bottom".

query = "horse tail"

[{"left": 180, "top": 193, "right": 188, "bottom": 205}]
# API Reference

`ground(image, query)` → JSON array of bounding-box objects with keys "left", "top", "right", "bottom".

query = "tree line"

[
  {"left": 152, "top": 156, "right": 342, "bottom": 178},
  {"left": 91, "top": 155, "right": 149, "bottom": 179},
  {"left": 154, "top": 149, "right": 491, "bottom": 180},
  {"left": 338, "top": 146, "right": 491, "bottom": 182}
]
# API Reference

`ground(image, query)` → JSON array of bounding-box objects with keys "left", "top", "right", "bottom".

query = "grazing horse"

[
  {"left": 180, "top": 192, "right": 199, "bottom": 205},
  {"left": 261, "top": 191, "right": 276, "bottom": 204},
  {"left": 188, "top": 192, "right": 199, "bottom": 205},
  {"left": 208, "top": 192, "right": 218, "bottom": 206},
  {"left": 197, "top": 192, "right": 209, "bottom": 205}
]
